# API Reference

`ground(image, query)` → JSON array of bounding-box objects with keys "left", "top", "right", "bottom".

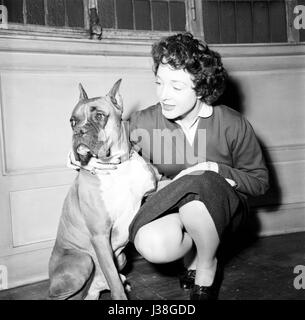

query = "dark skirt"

[{"left": 129, "top": 171, "right": 248, "bottom": 243}]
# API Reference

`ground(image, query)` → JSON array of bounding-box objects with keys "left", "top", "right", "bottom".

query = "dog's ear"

[
  {"left": 79, "top": 83, "right": 88, "bottom": 100},
  {"left": 108, "top": 79, "right": 123, "bottom": 113}
]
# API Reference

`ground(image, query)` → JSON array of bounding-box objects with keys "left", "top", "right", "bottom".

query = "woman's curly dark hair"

[{"left": 151, "top": 32, "right": 227, "bottom": 105}]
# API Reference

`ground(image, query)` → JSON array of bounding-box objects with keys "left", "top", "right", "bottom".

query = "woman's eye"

[
  {"left": 155, "top": 81, "right": 161, "bottom": 86},
  {"left": 96, "top": 113, "right": 104, "bottom": 121},
  {"left": 173, "top": 87, "right": 183, "bottom": 91}
]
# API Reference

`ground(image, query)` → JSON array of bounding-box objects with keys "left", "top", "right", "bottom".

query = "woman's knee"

[
  {"left": 134, "top": 216, "right": 183, "bottom": 263},
  {"left": 134, "top": 226, "right": 169, "bottom": 263},
  {"left": 180, "top": 201, "right": 209, "bottom": 229},
  {"left": 179, "top": 200, "right": 220, "bottom": 242}
]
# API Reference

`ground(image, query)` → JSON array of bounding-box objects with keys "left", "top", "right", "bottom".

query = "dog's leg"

[
  {"left": 91, "top": 234, "right": 127, "bottom": 300},
  {"left": 48, "top": 248, "right": 94, "bottom": 300}
]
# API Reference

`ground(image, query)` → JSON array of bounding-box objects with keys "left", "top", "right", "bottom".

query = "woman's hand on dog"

[{"left": 67, "top": 150, "right": 120, "bottom": 174}]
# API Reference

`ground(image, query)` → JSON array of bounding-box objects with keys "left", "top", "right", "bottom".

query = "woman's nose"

[{"left": 158, "top": 85, "right": 170, "bottom": 101}]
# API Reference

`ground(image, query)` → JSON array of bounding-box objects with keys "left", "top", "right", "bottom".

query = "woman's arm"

[{"left": 217, "top": 116, "right": 269, "bottom": 197}]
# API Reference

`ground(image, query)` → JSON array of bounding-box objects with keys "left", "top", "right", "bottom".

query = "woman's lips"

[{"left": 161, "top": 103, "right": 175, "bottom": 111}]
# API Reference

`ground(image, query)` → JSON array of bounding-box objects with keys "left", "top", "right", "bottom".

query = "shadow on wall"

[
  {"left": 217, "top": 76, "right": 245, "bottom": 114},
  {"left": 216, "top": 76, "right": 283, "bottom": 264}
]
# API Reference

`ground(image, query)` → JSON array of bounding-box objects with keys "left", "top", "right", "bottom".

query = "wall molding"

[
  {"left": 265, "top": 143, "right": 305, "bottom": 164},
  {"left": 0, "top": 35, "right": 304, "bottom": 73},
  {"left": 0, "top": 33, "right": 304, "bottom": 56}
]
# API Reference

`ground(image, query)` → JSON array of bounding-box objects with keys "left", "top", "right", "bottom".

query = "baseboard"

[
  {"left": 249, "top": 202, "right": 305, "bottom": 237},
  {"left": 0, "top": 246, "right": 51, "bottom": 291}
]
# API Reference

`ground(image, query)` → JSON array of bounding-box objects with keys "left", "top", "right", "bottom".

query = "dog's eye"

[
  {"left": 96, "top": 113, "right": 105, "bottom": 121},
  {"left": 70, "top": 119, "right": 76, "bottom": 128}
]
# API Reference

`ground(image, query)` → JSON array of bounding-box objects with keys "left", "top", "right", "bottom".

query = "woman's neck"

[{"left": 178, "top": 99, "right": 202, "bottom": 128}]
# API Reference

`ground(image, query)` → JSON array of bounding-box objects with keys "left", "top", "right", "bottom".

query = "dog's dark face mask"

[{"left": 70, "top": 80, "right": 123, "bottom": 166}]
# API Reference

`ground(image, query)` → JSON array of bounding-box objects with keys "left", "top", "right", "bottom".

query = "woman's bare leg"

[
  {"left": 134, "top": 200, "right": 220, "bottom": 286},
  {"left": 179, "top": 200, "right": 219, "bottom": 286},
  {"left": 134, "top": 213, "right": 194, "bottom": 263}
]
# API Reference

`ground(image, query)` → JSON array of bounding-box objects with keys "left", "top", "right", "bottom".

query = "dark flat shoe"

[
  {"left": 190, "top": 284, "right": 217, "bottom": 300},
  {"left": 189, "top": 265, "right": 222, "bottom": 300},
  {"left": 179, "top": 269, "right": 196, "bottom": 290}
]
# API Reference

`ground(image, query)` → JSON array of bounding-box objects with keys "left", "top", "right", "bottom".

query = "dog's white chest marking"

[
  {"left": 74, "top": 151, "right": 156, "bottom": 251},
  {"left": 97, "top": 153, "right": 154, "bottom": 223}
]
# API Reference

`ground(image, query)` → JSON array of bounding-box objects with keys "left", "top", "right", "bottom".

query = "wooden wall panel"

[
  {"left": 220, "top": 1, "right": 236, "bottom": 43},
  {"left": 98, "top": 0, "right": 115, "bottom": 28},
  {"left": 135, "top": 0, "right": 151, "bottom": 31},
  {"left": 152, "top": 1, "right": 169, "bottom": 31},
  {"left": 47, "top": 0, "right": 65, "bottom": 27},
  {"left": 116, "top": 0, "right": 133, "bottom": 29},
  {"left": 65, "top": 0, "right": 84, "bottom": 28},
  {"left": 26, "top": 0, "right": 45, "bottom": 25},
  {"left": 2, "top": 0, "right": 24, "bottom": 23},
  {"left": 226, "top": 70, "right": 305, "bottom": 147},
  {"left": 10, "top": 186, "right": 69, "bottom": 247},
  {"left": 236, "top": 1, "right": 252, "bottom": 43},
  {"left": 0, "top": 69, "right": 156, "bottom": 174},
  {"left": 169, "top": 1, "right": 186, "bottom": 31}
]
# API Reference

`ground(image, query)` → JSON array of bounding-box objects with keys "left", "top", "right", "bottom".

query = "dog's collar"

[{"left": 80, "top": 150, "right": 133, "bottom": 176}]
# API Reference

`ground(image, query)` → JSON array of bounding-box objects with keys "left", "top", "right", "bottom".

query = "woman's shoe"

[
  {"left": 190, "top": 284, "right": 217, "bottom": 300},
  {"left": 179, "top": 269, "right": 196, "bottom": 290},
  {"left": 189, "top": 265, "right": 222, "bottom": 300}
]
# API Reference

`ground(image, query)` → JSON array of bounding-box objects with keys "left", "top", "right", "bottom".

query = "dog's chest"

[{"left": 85, "top": 153, "right": 155, "bottom": 222}]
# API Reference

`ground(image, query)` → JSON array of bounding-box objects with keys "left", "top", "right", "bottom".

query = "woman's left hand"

[
  {"left": 173, "top": 162, "right": 218, "bottom": 181},
  {"left": 173, "top": 162, "right": 237, "bottom": 188}
]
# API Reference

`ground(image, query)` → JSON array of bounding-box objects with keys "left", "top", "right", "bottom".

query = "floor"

[{"left": 0, "top": 231, "right": 304, "bottom": 300}]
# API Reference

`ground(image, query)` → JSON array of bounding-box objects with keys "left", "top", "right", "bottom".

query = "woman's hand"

[
  {"left": 67, "top": 150, "right": 120, "bottom": 174},
  {"left": 172, "top": 162, "right": 237, "bottom": 188},
  {"left": 173, "top": 162, "right": 218, "bottom": 181}
]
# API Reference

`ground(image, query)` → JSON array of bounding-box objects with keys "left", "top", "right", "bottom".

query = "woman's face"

[{"left": 155, "top": 63, "right": 199, "bottom": 120}]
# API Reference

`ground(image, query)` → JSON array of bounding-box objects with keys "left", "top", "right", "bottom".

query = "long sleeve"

[
  {"left": 218, "top": 115, "right": 269, "bottom": 197},
  {"left": 128, "top": 110, "right": 142, "bottom": 154}
]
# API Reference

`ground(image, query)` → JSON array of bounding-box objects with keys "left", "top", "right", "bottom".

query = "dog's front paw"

[
  {"left": 112, "top": 292, "right": 128, "bottom": 300},
  {"left": 119, "top": 273, "right": 131, "bottom": 293},
  {"left": 117, "top": 252, "right": 127, "bottom": 271}
]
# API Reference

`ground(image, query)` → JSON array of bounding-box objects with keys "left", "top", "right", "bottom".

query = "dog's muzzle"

[
  {"left": 75, "top": 144, "right": 94, "bottom": 165},
  {"left": 75, "top": 142, "right": 111, "bottom": 166}
]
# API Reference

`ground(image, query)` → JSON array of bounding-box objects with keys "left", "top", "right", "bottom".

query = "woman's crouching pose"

[{"left": 127, "top": 32, "right": 269, "bottom": 300}]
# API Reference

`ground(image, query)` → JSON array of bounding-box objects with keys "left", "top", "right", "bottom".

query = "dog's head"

[{"left": 70, "top": 79, "right": 124, "bottom": 166}]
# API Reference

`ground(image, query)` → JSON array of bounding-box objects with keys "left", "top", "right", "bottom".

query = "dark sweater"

[{"left": 128, "top": 103, "right": 269, "bottom": 198}]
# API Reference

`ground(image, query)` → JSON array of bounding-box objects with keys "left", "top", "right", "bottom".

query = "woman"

[{"left": 71, "top": 33, "right": 269, "bottom": 300}]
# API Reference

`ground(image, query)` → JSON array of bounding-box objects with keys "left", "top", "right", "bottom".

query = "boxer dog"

[{"left": 48, "top": 80, "right": 158, "bottom": 300}]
